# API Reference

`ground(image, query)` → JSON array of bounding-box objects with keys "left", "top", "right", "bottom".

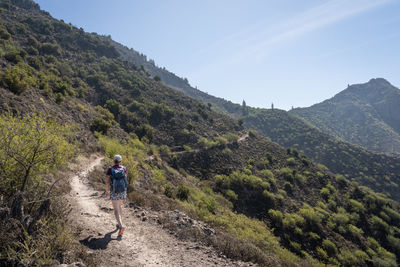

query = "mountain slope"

[
  {"left": 242, "top": 108, "right": 400, "bottom": 202},
  {"left": 111, "top": 41, "right": 400, "bottom": 202},
  {"left": 291, "top": 78, "right": 400, "bottom": 155},
  {"left": 1, "top": 1, "right": 400, "bottom": 266}
]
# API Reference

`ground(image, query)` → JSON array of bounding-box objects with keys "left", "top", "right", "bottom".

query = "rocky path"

[{"left": 69, "top": 155, "right": 255, "bottom": 267}]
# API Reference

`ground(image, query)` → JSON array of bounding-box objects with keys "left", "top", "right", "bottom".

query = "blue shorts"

[{"left": 110, "top": 190, "right": 127, "bottom": 200}]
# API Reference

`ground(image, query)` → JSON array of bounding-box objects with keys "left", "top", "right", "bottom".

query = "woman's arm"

[
  {"left": 125, "top": 169, "right": 128, "bottom": 186},
  {"left": 106, "top": 175, "right": 111, "bottom": 197}
]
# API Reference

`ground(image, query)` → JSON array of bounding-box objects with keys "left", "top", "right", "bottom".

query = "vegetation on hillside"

[
  {"left": 0, "top": 112, "right": 79, "bottom": 266},
  {"left": 243, "top": 108, "right": 400, "bottom": 202}
]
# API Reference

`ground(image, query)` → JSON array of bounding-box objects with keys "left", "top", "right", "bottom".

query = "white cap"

[{"left": 114, "top": 155, "right": 122, "bottom": 162}]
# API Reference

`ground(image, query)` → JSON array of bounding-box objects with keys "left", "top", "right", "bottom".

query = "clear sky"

[{"left": 34, "top": 0, "right": 400, "bottom": 110}]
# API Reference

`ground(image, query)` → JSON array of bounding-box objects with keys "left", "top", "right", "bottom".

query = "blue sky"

[{"left": 35, "top": 0, "right": 400, "bottom": 110}]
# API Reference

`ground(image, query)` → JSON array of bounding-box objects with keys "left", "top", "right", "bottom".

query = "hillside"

[
  {"left": 1, "top": 0, "right": 400, "bottom": 266},
  {"left": 112, "top": 40, "right": 400, "bottom": 203},
  {"left": 110, "top": 38, "right": 243, "bottom": 116},
  {"left": 243, "top": 108, "right": 400, "bottom": 202},
  {"left": 291, "top": 78, "right": 400, "bottom": 155}
]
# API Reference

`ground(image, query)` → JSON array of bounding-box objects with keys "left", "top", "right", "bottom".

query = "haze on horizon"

[{"left": 35, "top": 0, "right": 400, "bottom": 110}]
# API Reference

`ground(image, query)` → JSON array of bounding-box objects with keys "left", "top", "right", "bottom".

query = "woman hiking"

[{"left": 106, "top": 155, "right": 128, "bottom": 237}]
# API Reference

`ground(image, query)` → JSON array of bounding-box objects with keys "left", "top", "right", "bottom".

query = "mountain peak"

[
  {"left": 349, "top": 77, "right": 393, "bottom": 90},
  {"left": 366, "top": 77, "right": 392, "bottom": 86},
  {"left": 342, "top": 77, "right": 397, "bottom": 100}
]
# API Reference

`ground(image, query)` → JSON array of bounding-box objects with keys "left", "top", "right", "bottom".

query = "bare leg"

[
  {"left": 118, "top": 199, "right": 124, "bottom": 226},
  {"left": 111, "top": 200, "right": 122, "bottom": 227},
  {"left": 118, "top": 199, "right": 123, "bottom": 216}
]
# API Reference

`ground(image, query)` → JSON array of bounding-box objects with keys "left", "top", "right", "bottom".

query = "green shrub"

[
  {"left": 262, "top": 190, "right": 275, "bottom": 203},
  {"left": 105, "top": 99, "right": 122, "bottom": 117},
  {"left": 320, "top": 187, "right": 330, "bottom": 200},
  {"left": 4, "top": 49, "right": 23, "bottom": 63},
  {"left": 40, "top": 42, "right": 61, "bottom": 55},
  {"left": 55, "top": 92, "right": 65, "bottom": 104},
  {"left": 260, "top": 170, "right": 276, "bottom": 189},
  {"left": 151, "top": 168, "right": 165, "bottom": 185},
  {"left": 322, "top": 239, "right": 337, "bottom": 257},
  {"left": 224, "top": 189, "right": 238, "bottom": 202},
  {"left": 0, "top": 25, "right": 11, "bottom": 39},
  {"left": 215, "top": 136, "right": 228, "bottom": 146},
  {"left": 26, "top": 55, "right": 41, "bottom": 68},
  {"left": 159, "top": 145, "right": 171, "bottom": 158},
  {"left": 316, "top": 247, "right": 328, "bottom": 262},
  {"left": 222, "top": 148, "right": 232, "bottom": 155},
  {"left": 1, "top": 63, "right": 36, "bottom": 94},
  {"left": 198, "top": 137, "right": 218, "bottom": 149},
  {"left": 177, "top": 185, "right": 189, "bottom": 201},
  {"left": 337, "top": 249, "right": 359, "bottom": 267},
  {"left": 90, "top": 117, "right": 112, "bottom": 134},
  {"left": 164, "top": 185, "right": 174, "bottom": 198},
  {"left": 294, "top": 173, "right": 306, "bottom": 184},
  {"left": 308, "top": 232, "right": 320, "bottom": 242},
  {"left": 224, "top": 132, "right": 238, "bottom": 143},
  {"left": 282, "top": 213, "right": 305, "bottom": 230},
  {"left": 369, "top": 215, "right": 390, "bottom": 234},
  {"left": 0, "top": 112, "right": 76, "bottom": 197},
  {"left": 248, "top": 129, "right": 257, "bottom": 138},
  {"left": 289, "top": 241, "right": 302, "bottom": 254},
  {"left": 387, "top": 235, "right": 400, "bottom": 254},
  {"left": 284, "top": 182, "right": 293, "bottom": 194},
  {"left": 135, "top": 124, "right": 154, "bottom": 141},
  {"left": 299, "top": 208, "right": 322, "bottom": 230},
  {"left": 348, "top": 199, "right": 365, "bottom": 213},
  {"left": 268, "top": 209, "right": 283, "bottom": 225},
  {"left": 286, "top": 157, "right": 296, "bottom": 166},
  {"left": 347, "top": 224, "right": 363, "bottom": 239}
]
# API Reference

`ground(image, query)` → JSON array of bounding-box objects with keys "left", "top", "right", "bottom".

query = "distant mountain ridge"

[{"left": 291, "top": 78, "right": 400, "bottom": 155}]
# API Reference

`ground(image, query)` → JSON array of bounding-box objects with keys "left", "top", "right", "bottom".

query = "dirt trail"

[
  {"left": 238, "top": 132, "right": 249, "bottom": 143},
  {"left": 69, "top": 155, "right": 255, "bottom": 267}
]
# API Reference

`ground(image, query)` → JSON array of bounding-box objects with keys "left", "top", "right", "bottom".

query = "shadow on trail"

[{"left": 80, "top": 228, "right": 121, "bottom": 250}]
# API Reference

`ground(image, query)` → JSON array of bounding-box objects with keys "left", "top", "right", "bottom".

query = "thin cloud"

[
  {"left": 231, "top": 0, "right": 393, "bottom": 64},
  {"left": 192, "top": 0, "right": 393, "bottom": 77}
]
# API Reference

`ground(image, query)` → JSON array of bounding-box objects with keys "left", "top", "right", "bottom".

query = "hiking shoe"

[
  {"left": 118, "top": 226, "right": 126, "bottom": 237},
  {"left": 116, "top": 224, "right": 121, "bottom": 229}
]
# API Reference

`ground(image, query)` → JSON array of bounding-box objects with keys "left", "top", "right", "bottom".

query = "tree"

[
  {"left": 242, "top": 100, "right": 249, "bottom": 116},
  {"left": 0, "top": 112, "right": 76, "bottom": 198},
  {"left": 105, "top": 99, "right": 122, "bottom": 117}
]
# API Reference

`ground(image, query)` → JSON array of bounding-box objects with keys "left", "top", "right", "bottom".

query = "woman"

[{"left": 106, "top": 154, "right": 128, "bottom": 237}]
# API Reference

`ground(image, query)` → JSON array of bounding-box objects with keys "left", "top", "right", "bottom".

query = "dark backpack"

[{"left": 110, "top": 166, "right": 127, "bottom": 193}]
